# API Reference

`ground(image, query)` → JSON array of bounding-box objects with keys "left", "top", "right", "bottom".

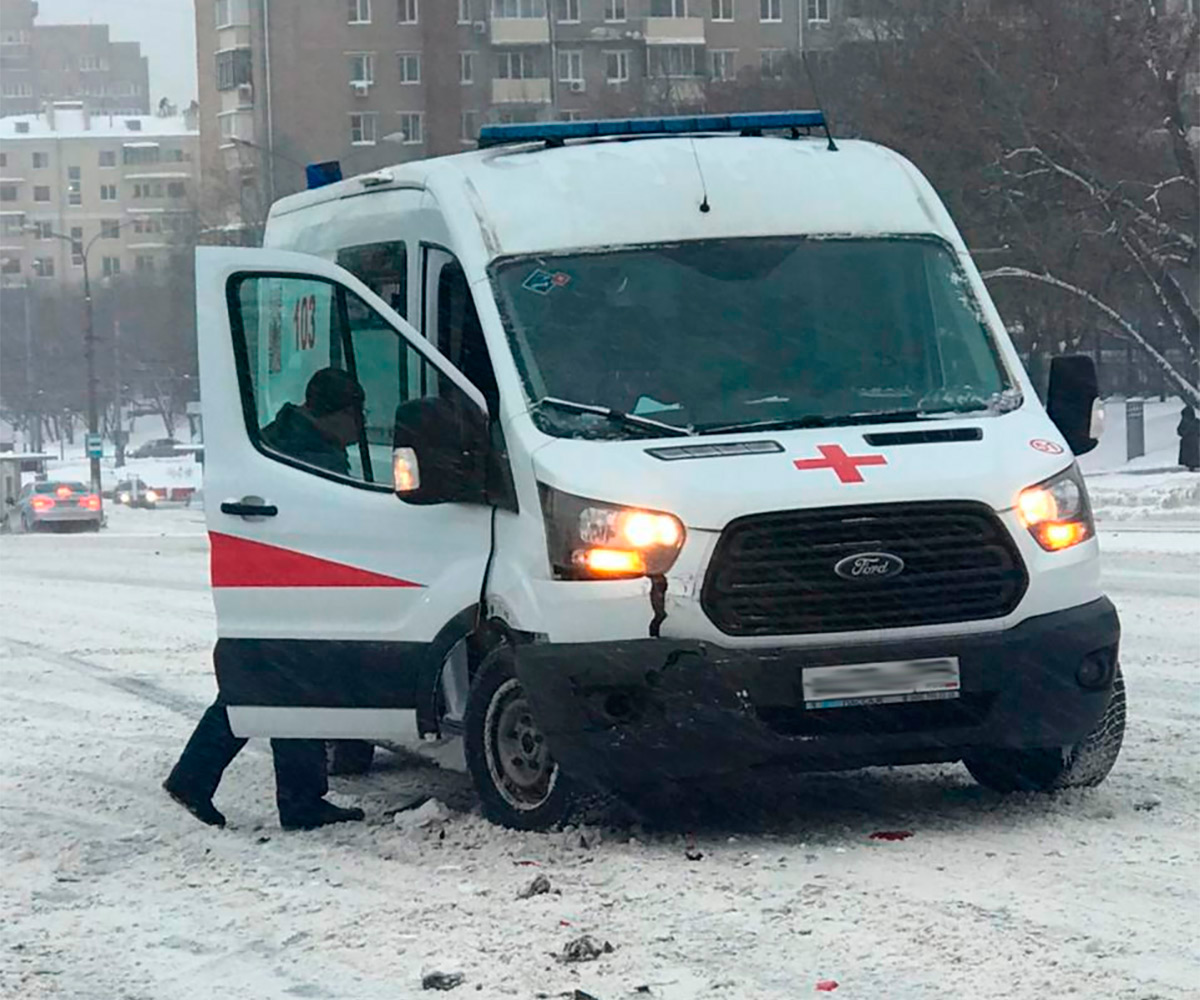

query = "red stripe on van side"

[{"left": 209, "top": 532, "right": 424, "bottom": 588}]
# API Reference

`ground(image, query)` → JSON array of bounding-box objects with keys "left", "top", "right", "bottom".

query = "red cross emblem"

[{"left": 793, "top": 444, "right": 888, "bottom": 484}]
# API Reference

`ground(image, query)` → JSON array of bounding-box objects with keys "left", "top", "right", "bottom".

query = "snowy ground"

[{"left": 1, "top": 502, "right": 1197, "bottom": 1000}]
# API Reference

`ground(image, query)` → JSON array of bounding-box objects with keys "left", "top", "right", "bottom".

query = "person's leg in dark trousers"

[
  {"left": 328, "top": 739, "right": 375, "bottom": 775},
  {"left": 272, "top": 738, "right": 364, "bottom": 830},
  {"left": 163, "top": 698, "right": 246, "bottom": 827}
]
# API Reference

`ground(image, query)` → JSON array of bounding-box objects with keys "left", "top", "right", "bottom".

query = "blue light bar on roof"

[
  {"left": 306, "top": 160, "right": 343, "bottom": 190},
  {"left": 477, "top": 110, "right": 827, "bottom": 149}
]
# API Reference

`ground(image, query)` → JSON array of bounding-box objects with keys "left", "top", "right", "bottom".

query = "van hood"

[{"left": 528, "top": 408, "right": 1073, "bottom": 530}]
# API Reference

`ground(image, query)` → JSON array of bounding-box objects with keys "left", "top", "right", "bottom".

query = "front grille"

[{"left": 701, "top": 502, "right": 1028, "bottom": 636}]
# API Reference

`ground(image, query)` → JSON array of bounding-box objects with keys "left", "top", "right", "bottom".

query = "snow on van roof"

[{"left": 269, "top": 136, "right": 956, "bottom": 259}]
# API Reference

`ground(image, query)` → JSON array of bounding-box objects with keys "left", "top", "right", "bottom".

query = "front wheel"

[
  {"left": 464, "top": 646, "right": 574, "bottom": 831},
  {"left": 964, "top": 666, "right": 1126, "bottom": 793}
]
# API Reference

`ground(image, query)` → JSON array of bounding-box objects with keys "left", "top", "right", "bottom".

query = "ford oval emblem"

[{"left": 834, "top": 552, "right": 906, "bottom": 581}]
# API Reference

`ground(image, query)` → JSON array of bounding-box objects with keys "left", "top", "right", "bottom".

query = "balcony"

[
  {"left": 490, "top": 17, "right": 550, "bottom": 45},
  {"left": 492, "top": 78, "right": 552, "bottom": 104},
  {"left": 644, "top": 17, "right": 705, "bottom": 45}
]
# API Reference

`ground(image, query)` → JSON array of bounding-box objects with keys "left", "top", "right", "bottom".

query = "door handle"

[{"left": 220, "top": 496, "right": 278, "bottom": 518}]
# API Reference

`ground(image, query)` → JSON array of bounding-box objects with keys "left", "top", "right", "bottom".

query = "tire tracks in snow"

[{"left": 3, "top": 636, "right": 206, "bottom": 719}]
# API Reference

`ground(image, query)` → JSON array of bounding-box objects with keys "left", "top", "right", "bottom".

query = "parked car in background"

[
  {"left": 113, "top": 477, "right": 159, "bottom": 509},
  {"left": 131, "top": 438, "right": 180, "bottom": 459},
  {"left": 10, "top": 481, "right": 102, "bottom": 532}
]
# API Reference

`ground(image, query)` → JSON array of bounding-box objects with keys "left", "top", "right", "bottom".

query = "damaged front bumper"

[{"left": 513, "top": 598, "right": 1121, "bottom": 788}]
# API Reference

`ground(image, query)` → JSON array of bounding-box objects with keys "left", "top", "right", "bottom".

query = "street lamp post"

[{"left": 31, "top": 224, "right": 125, "bottom": 500}]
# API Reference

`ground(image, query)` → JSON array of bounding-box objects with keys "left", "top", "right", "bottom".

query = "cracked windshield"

[{"left": 0, "top": 1, "right": 1196, "bottom": 998}]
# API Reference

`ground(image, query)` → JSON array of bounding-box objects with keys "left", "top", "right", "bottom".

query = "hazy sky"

[{"left": 35, "top": 0, "right": 197, "bottom": 106}]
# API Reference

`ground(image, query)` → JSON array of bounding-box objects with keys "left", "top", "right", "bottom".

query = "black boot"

[
  {"left": 163, "top": 779, "right": 227, "bottom": 828},
  {"left": 280, "top": 798, "right": 366, "bottom": 831},
  {"left": 164, "top": 700, "right": 246, "bottom": 829}
]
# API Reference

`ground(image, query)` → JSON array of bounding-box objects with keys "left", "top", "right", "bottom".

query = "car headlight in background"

[
  {"left": 1016, "top": 463, "right": 1094, "bottom": 551},
  {"left": 144, "top": 490, "right": 159, "bottom": 504},
  {"left": 539, "top": 485, "right": 685, "bottom": 579},
  {"left": 118, "top": 492, "right": 132, "bottom": 504}
]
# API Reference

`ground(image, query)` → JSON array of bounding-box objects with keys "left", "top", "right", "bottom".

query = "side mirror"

[
  {"left": 392, "top": 392, "right": 489, "bottom": 506},
  {"left": 1047, "top": 355, "right": 1100, "bottom": 456}
]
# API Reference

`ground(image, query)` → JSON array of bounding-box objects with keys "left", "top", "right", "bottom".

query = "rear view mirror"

[
  {"left": 1047, "top": 355, "right": 1100, "bottom": 456},
  {"left": 392, "top": 392, "right": 489, "bottom": 506}
]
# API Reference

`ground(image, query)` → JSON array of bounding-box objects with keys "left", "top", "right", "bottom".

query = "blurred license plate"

[{"left": 803, "top": 657, "right": 960, "bottom": 710}]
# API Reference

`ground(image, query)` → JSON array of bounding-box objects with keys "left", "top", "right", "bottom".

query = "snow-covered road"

[{"left": 1, "top": 509, "right": 1197, "bottom": 1000}]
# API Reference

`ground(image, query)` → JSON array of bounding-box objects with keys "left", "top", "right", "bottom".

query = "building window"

[
  {"left": 397, "top": 112, "right": 423, "bottom": 144},
  {"left": 32, "top": 151, "right": 48, "bottom": 168},
  {"left": 458, "top": 0, "right": 471, "bottom": 23},
  {"left": 605, "top": 49, "right": 629, "bottom": 83},
  {"left": 398, "top": 52, "right": 421, "bottom": 83},
  {"left": 124, "top": 146, "right": 160, "bottom": 165},
  {"left": 650, "top": 0, "right": 689, "bottom": 15},
  {"left": 555, "top": 0, "right": 580, "bottom": 21},
  {"left": 605, "top": 0, "right": 626, "bottom": 20},
  {"left": 31, "top": 220, "right": 53, "bottom": 239},
  {"left": 133, "top": 182, "right": 165, "bottom": 198},
  {"left": 761, "top": 0, "right": 781, "bottom": 21},
  {"left": 460, "top": 51, "right": 475, "bottom": 84},
  {"left": 101, "top": 219, "right": 121, "bottom": 238},
  {"left": 1, "top": 81, "right": 33, "bottom": 98},
  {"left": 461, "top": 109, "right": 478, "bottom": 143},
  {"left": 0, "top": 213, "right": 24, "bottom": 236},
  {"left": 136, "top": 254, "right": 156, "bottom": 273},
  {"left": 0, "top": 184, "right": 17, "bottom": 202},
  {"left": 760, "top": 48, "right": 785, "bottom": 77},
  {"left": 15, "top": 121, "right": 30, "bottom": 132},
  {"left": 167, "top": 181, "right": 187, "bottom": 198},
  {"left": 79, "top": 54, "right": 108, "bottom": 71},
  {"left": 349, "top": 52, "right": 375, "bottom": 84},
  {"left": 497, "top": 51, "right": 536, "bottom": 79},
  {"left": 215, "top": 0, "right": 249, "bottom": 27},
  {"left": 102, "top": 256, "right": 121, "bottom": 277},
  {"left": 99, "top": 150, "right": 116, "bottom": 167},
  {"left": 557, "top": 49, "right": 583, "bottom": 85},
  {"left": 492, "top": 0, "right": 546, "bottom": 17},
  {"left": 648, "top": 45, "right": 700, "bottom": 78},
  {"left": 397, "top": 0, "right": 418, "bottom": 23},
  {"left": 216, "top": 48, "right": 253, "bottom": 90},
  {"left": 33, "top": 185, "right": 50, "bottom": 202},
  {"left": 68, "top": 166, "right": 82, "bottom": 206},
  {"left": 806, "top": 0, "right": 829, "bottom": 21},
  {"left": 70, "top": 227, "right": 84, "bottom": 265},
  {"left": 100, "top": 184, "right": 117, "bottom": 201},
  {"left": 710, "top": 49, "right": 736, "bottom": 80},
  {"left": 0, "top": 254, "right": 21, "bottom": 276},
  {"left": 711, "top": 0, "right": 733, "bottom": 19},
  {"left": 349, "top": 0, "right": 372, "bottom": 23},
  {"left": 350, "top": 112, "right": 377, "bottom": 145},
  {"left": 33, "top": 257, "right": 55, "bottom": 278}
]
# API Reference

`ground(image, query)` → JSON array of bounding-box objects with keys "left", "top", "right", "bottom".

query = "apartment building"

[
  {"left": 0, "top": 1, "right": 151, "bottom": 117},
  {"left": 194, "top": 1, "right": 865, "bottom": 228},
  {"left": 0, "top": 103, "right": 200, "bottom": 289}
]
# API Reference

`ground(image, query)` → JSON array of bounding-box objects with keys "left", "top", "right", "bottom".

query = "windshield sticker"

[{"left": 521, "top": 268, "right": 572, "bottom": 295}]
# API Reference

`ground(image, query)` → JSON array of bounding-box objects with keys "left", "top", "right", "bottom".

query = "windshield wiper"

[
  {"left": 696, "top": 406, "right": 989, "bottom": 437},
  {"left": 533, "top": 396, "right": 693, "bottom": 438}
]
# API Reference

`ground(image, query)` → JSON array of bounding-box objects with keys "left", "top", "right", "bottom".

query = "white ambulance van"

[{"left": 196, "top": 112, "right": 1122, "bottom": 829}]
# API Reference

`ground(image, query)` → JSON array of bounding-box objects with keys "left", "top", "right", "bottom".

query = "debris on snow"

[
  {"left": 517, "top": 873, "right": 553, "bottom": 899},
  {"left": 869, "top": 830, "right": 914, "bottom": 842},
  {"left": 555, "top": 935, "right": 614, "bottom": 964},
  {"left": 815, "top": 978, "right": 839, "bottom": 991},
  {"left": 394, "top": 798, "right": 451, "bottom": 837},
  {"left": 1132, "top": 797, "right": 1162, "bottom": 812},
  {"left": 421, "top": 970, "right": 466, "bottom": 991}
]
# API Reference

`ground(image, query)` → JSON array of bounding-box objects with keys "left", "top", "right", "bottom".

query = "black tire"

[
  {"left": 463, "top": 646, "right": 574, "bottom": 830},
  {"left": 964, "top": 666, "right": 1126, "bottom": 793}
]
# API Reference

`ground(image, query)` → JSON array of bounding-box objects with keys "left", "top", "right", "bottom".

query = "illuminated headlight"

[
  {"left": 1016, "top": 463, "right": 1094, "bottom": 551},
  {"left": 539, "top": 485, "right": 685, "bottom": 579},
  {"left": 118, "top": 492, "right": 131, "bottom": 504},
  {"left": 144, "top": 490, "right": 159, "bottom": 504}
]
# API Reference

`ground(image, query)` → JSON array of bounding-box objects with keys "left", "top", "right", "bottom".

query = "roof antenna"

[
  {"left": 801, "top": 52, "right": 838, "bottom": 152},
  {"left": 690, "top": 138, "right": 711, "bottom": 213}
]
